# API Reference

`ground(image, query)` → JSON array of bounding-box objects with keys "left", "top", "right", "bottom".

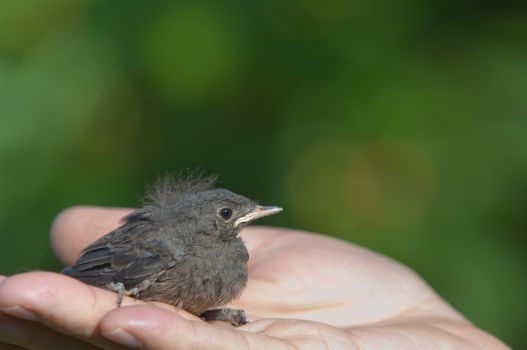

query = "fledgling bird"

[{"left": 62, "top": 175, "right": 282, "bottom": 326}]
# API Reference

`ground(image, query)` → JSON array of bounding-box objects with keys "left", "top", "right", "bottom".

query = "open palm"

[{"left": 0, "top": 207, "right": 507, "bottom": 349}]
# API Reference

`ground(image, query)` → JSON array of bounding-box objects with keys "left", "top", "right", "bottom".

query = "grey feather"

[{"left": 62, "top": 174, "right": 282, "bottom": 323}]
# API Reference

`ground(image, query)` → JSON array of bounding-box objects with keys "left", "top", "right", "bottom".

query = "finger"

[
  {"left": 51, "top": 206, "right": 132, "bottom": 265},
  {"left": 99, "top": 305, "right": 293, "bottom": 350},
  {"left": 0, "top": 278, "right": 23, "bottom": 350},
  {"left": 0, "top": 311, "right": 98, "bottom": 350},
  {"left": 0, "top": 272, "right": 195, "bottom": 349}
]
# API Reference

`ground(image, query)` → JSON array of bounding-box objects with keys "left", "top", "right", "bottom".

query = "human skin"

[{"left": 0, "top": 206, "right": 509, "bottom": 349}]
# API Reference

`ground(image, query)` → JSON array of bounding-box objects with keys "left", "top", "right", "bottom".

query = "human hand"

[{"left": 0, "top": 206, "right": 508, "bottom": 349}]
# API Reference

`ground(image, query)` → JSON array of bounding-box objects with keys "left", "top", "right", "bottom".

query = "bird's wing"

[{"left": 63, "top": 224, "right": 184, "bottom": 290}]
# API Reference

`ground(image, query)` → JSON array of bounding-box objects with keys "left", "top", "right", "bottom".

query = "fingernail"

[
  {"left": 0, "top": 306, "right": 40, "bottom": 322},
  {"left": 102, "top": 328, "right": 142, "bottom": 349}
]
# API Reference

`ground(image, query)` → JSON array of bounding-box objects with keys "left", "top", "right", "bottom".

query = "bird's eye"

[{"left": 219, "top": 208, "right": 233, "bottom": 220}]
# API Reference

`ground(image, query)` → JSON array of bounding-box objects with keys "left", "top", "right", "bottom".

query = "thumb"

[{"left": 99, "top": 305, "right": 291, "bottom": 350}]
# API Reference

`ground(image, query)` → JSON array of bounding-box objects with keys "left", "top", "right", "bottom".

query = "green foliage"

[{"left": 0, "top": 0, "right": 526, "bottom": 347}]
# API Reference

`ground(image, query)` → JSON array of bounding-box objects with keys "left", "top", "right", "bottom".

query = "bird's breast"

[
  {"left": 141, "top": 238, "right": 248, "bottom": 313},
  {"left": 197, "top": 239, "right": 249, "bottom": 301}
]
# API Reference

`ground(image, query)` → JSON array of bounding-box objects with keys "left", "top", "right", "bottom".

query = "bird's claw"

[
  {"left": 200, "top": 308, "right": 248, "bottom": 327},
  {"left": 106, "top": 282, "right": 140, "bottom": 306}
]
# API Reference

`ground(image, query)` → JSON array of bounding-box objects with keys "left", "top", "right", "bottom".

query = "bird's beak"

[{"left": 234, "top": 205, "right": 283, "bottom": 227}]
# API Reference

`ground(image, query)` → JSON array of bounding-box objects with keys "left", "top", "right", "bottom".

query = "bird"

[{"left": 61, "top": 175, "right": 282, "bottom": 326}]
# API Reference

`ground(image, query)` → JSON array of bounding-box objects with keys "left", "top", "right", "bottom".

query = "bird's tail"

[{"left": 61, "top": 266, "right": 76, "bottom": 276}]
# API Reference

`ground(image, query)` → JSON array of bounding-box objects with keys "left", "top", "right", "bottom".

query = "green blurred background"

[{"left": 0, "top": 0, "right": 526, "bottom": 347}]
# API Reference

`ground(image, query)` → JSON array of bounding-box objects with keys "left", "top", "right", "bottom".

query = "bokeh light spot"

[
  {"left": 139, "top": 4, "right": 243, "bottom": 102},
  {"left": 286, "top": 141, "right": 436, "bottom": 234}
]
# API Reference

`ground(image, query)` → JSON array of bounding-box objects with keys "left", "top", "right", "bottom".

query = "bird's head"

[
  {"left": 128, "top": 175, "right": 282, "bottom": 240},
  {"left": 190, "top": 188, "right": 282, "bottom": 239}
]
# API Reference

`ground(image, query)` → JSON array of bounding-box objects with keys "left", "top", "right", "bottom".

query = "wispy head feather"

[{"left": 144, "top": 172, "right": 217, "bottom": 208}]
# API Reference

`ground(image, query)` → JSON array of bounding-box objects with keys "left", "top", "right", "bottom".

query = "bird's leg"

[
  {"left": 200, "top": 308, "right": 248, "bottom": 326},
  {"left": 106, "top": 282, "right": 143, "bottom": 306},
  {"left": 106, "top": 282, "right": 128, "bottom": 306},
  {"left": 106, "top": 273, "right": 165, "bottom": 306}
]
